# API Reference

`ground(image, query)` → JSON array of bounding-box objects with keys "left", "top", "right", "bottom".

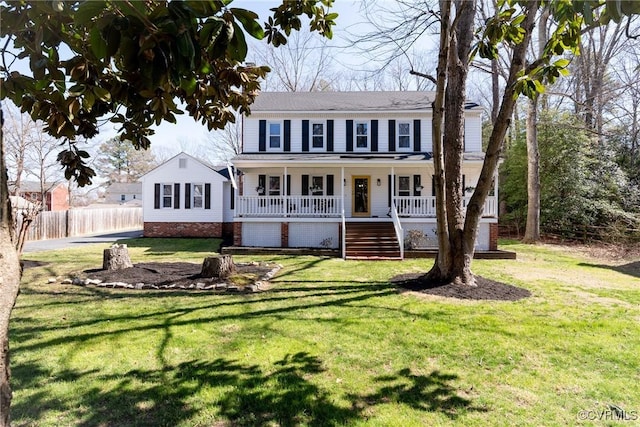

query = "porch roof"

[{"left": 232, "top": 152, "right": 486, "bottom": 167}]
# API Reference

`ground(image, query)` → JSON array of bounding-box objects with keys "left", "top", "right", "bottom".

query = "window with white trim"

[
  {"left": 162, "top": 184, "right": 173, "bottom": 208},
  {"left": 398, "top": 122, "right": 411, "bottom": 149},
  {"left": 310, "top": 176, "right": 324, "bottom": 195},
  {"left": 120, "top": 194, "right": 126, "bottom": 201},
  {"left": 398, "top": 176, "right": 411, "bottom": 196},
  {"left": 269, "top": 122, "right": 281, "bottom": 149},
  {"left": 356, "top": 122, "right": 368, "bottom": 149},
  {"left": 312, "top": 123, "right": 324, "bottom": 149},
  {"left": 192, "top": 183, "right": 204, "bottom": 208},
  {"left": 268, "top": 176, "right": 281, "bottom": 196}
]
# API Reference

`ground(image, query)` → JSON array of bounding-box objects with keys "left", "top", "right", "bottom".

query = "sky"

[{"left": 146, "top": 0, "right": 370, "bottom": 159}]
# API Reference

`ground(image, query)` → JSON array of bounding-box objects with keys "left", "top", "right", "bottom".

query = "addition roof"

[{"left": 250, "top": 91, "right": 481, "bottom": 113}]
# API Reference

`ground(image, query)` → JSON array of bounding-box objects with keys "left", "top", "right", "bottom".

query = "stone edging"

[{"left": 48, "top": 263, "right": 283, "bottom": 293}]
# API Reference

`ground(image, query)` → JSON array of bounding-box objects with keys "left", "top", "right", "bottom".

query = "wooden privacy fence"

[{"left": 16, "top": 207, "right": 143, "bottom": 241}]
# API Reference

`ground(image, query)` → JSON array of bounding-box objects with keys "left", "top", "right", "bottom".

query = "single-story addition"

[
  {"left": 140, "top": 152, "right": 235, "bottom": 239},
  {"left": 231, "top": 91, "right": 499, "bottom": 259}
]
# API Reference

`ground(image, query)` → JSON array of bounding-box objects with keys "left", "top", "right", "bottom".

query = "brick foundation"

[
  {"left": 233, "top": 222, "right": 242, "bottom": 246},
  {"left": 144, "top": 222, "right": 222, "bottom": 238},
  {"left": 222, "top": 222, "right": 234, "bottom": 240},
  {"left": 281, "top": 222, "right": 289, "bottom": 248},
  {"left": 489, "top": 222, "right": 498, "bottom": 251}
]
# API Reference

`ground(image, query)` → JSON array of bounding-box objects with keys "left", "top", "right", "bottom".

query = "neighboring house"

[
  {"left": 140, "top": 152, "right": 235, "bottom": 238},
  {"left": 231, "top": 91, "right": 498, "bottom": 259},
  {"left": 104, "top": 182, "right": 142, "bottom": 204},
  {"left": 9, "top": 181, "right": 69, "bottom": 211}
]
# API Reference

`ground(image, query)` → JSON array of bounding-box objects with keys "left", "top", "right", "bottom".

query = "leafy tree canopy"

[{"left": 0, "top": 0, "right": 336, "bottom": 185}]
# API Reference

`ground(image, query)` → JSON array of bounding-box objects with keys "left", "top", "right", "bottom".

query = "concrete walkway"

[{"left": 22, "top": 229, "right": 143, "bottom": 253}]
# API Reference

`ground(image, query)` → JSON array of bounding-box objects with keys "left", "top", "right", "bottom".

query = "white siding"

[
  {"left": 401, "top": 220, "right": 491, "bottom": 250},
  {"left": 242, "top": 222, "right": 281, "bottom": 247},
  {"left": 465, "top": 112, "right": 483, "bottom": 152},
  {"left": 243, "top": 118, "right": 260, "bottom": 152},
  {"left": 141, "top": 154, "right": 227, "bottom": 223},
  {"left": 223, "top": 182, "right": 234, "bottom": 222},
  {"left": 289, "top": 223, "right": 339, "bottom": 248}
]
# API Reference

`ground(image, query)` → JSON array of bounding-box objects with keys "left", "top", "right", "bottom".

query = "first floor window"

[
  {"left": 356, "top": 122, "right": 368, "bottom": 148},
  {"left": 269, "top": 176, "right": 281, "bottom": 195},
  {"left": 311, "top": 176, "right": 324, "bottom": 195},
  {"left": 398, "top": 176, "right": 411, "bottom": 196},
  {"left": 162, "top": 184, "right": 173, "bottom": 208},
  {"left": 312, "top": 123, "right": 324, "bottom": 148},
  {"left": 398, "top": 122, "right": 411, "bottom": 148},
  {"left": 269, "top": 122, "right": 281, "bottom": 148},
  {"left": 192, "top": 183, "right": 204, "bottom": 208},
  {"left": 120, "top": 194, "right": 126, "bottom": 201}
]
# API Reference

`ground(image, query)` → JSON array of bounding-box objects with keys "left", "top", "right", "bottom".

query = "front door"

[{"left": 352, "top": 176, "right": 370, "bottom": 217}]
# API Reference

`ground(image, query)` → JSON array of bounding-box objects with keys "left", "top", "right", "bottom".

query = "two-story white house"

[{"left": 231, "top": 91, "right": 498, "bottom": 259}]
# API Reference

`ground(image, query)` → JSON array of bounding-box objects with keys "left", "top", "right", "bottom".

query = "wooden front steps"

[{"left": 345, "top": 222, "right": 402, "bottom": 260}]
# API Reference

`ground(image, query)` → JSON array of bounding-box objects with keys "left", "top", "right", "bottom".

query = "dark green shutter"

[
  {"left": 413, "top": 175, "right": 421, "bottom": 196},
  {"left": 346, "top": 120, "right": 353, "bottom": 151},
  {"left": 413, "top": 119, "right": 421, "bottom": 151},
  {"left": 284, "top": 120, "right": 291, "bottom": 152},
  {"left": 174, "top": 183, "right": 180, "bottom": 209},
  {"left": 326, "top": 175, "right": 334, "bottom": 196},
  {"left": 185, "top": 183, "right": 191, "bottom": 209},
  {"left": 371, "top": 120, "right": 378, "bottom": 152},
  {"left": 302, "top": 120, "right": 309, "bottom": 151},
  {"left": 302, "top": 175, "right": 309, "bottom": 195},
  {"left": 205, "top": 183, "right": 211, "bottom": 209},
  {"left": 258, "top": 175, "right": 266, "bottom": 196},
  {"left": 259, "top": 120, "right": 266, "bottom": 151},
  {"left": 388, "top": 120, "right": 396, "bottom": 152},
  {"left": 154, "top": 183, "right": 160, "bottom": 209},
  {"left": 327, "top": 120, "right": 334, "bottom": 152}
]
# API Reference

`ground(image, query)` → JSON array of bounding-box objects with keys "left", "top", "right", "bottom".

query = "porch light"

[{"left": 376, "top": 178, "right": 381, "bottom": 186}]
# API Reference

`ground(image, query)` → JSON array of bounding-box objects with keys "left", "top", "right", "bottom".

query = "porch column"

[
  {"left": 284, "top": 166, "right": 288, "bottom": 216},
  {"left": 493, "top": 170, "right": 499, "bottom": 217},
  {"left": 341, "top": 166, "right": 344, "bottom": 214},
  {"left": 391, "top": 166, "right": 395, "bottom": 209}
]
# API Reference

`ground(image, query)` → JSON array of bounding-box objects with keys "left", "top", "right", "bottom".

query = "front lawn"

[{"left": 10, "top": 238, "right": 640, "bottom": 426}]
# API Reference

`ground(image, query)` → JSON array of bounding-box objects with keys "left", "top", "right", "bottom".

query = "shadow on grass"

[
  {"left": 578, "top": 261, "right": 640, "bottom": 279},
  {"left": 115, "top": 237, "right": 223, "bottom": 255},
  {"left": 11, "top": 353, "right": 483, "bottom": 426},
  {"left": 11, "top": 282, "right": 400, "bottom": 354}
]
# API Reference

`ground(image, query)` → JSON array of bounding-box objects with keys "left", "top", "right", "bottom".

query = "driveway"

[{"left": 22, "top": 229, "right": 143, "bottom": 253}]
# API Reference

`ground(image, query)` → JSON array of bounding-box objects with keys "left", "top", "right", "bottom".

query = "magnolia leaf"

[
  {"left": 74, "top": 1, "right": 106, "bottom": 25},
  {"left": 90, "top": 27, "right": 108, "bottom": 59},
  {"left": 231, "top": 8, "right": 265, "bottom": 40},
  {"left": 227, "top": 21, "right": 247, "bottom": 61}
]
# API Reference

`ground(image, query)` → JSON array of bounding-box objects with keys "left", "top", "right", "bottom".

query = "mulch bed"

[
  {"left": 391, "top": 273, "right": 531, "bottom": 301},
  {"left": 84, "top": 262, "right": 275, "bottom": 289}
]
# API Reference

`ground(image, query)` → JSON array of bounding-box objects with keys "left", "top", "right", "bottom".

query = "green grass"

[{"left": 10, "top": 238, "right": 640, "bottom": 426}]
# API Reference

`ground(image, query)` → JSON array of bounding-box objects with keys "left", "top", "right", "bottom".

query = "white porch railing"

[
  {"left": 237, "top": 196, "right": 342, "bottom": 217},
  {"left": 390, "top": 202, "right": 404, "bottom": 259},
  {"left": 393, "top": 196, "right": 497, "bottom": 218}
]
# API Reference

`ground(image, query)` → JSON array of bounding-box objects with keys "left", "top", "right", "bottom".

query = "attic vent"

[{"left": 178, "top": 158, "right": 187, "bottom": 168}]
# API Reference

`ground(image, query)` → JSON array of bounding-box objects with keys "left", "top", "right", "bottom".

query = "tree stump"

[
  {"left": 201, "top": 255, "right": 235, "bottom": 279},
  {"left": 103, "top": 244, "right": 133, "bottom": 271}
]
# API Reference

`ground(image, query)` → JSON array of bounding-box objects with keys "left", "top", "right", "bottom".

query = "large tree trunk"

[
  {"left": 0, "top": 105, "right": 23, "bottom": 426},
  {"left": 426, "top": 0, "right": 477, "bottom": 286},
  {"left": 523, "top": 96, "right": 541, "bottom": 243}
]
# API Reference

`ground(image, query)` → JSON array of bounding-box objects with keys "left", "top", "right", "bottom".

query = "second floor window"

[
  {"left": 269, "top": 122, "right": 281, "bottom": 148},
  {"left": 356, "top": 122, "right": 368, "bottom": 148},
  {"left": 312, "top": 123, "right": 324, "bottom": 148},
  {"left": 398, "top": 122, "right": 411, "bottom": 149}
]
